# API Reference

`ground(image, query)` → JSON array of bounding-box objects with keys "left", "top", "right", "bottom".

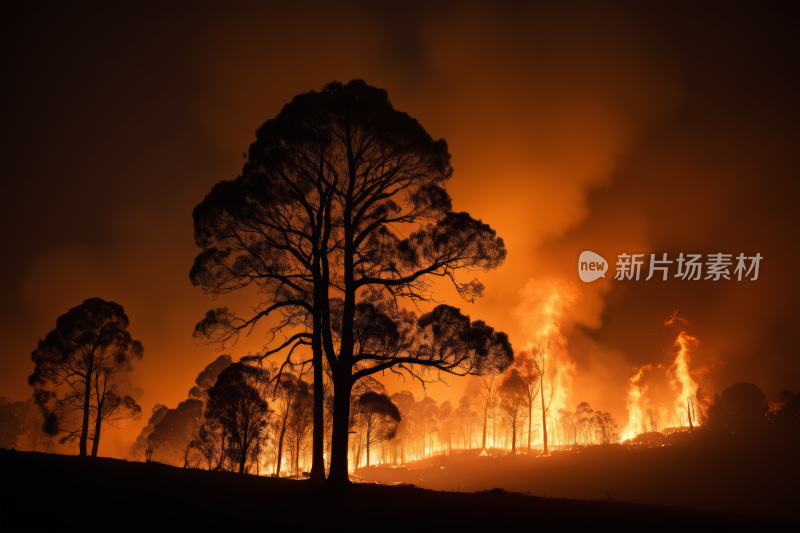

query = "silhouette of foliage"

[
  {"left": 355, "top": 391, "right": 401, "bottom": 469},
  {"left": 205, "top": 363, "right": 271, "bottom": 473},
  {"left": 28, "top": 298, "right": 143, "bottom": 457},
  {"left": 191, "top": 79, "right": 511, "bottom": 485},
  {"left": 705, "top": 382, "right": 769, "bottom": 436}
]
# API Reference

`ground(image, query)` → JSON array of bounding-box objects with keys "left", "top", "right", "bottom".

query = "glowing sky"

[{"left": 2, "top": 1, "right": 798, "bottom": 457}]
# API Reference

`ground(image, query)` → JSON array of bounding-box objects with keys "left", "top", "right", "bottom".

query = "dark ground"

[
  {"left": 0, "top": 448, "right": 795, "bottom": 531},
  {"left": 356, "top": 440, "right": 800, "bottom": 521}
]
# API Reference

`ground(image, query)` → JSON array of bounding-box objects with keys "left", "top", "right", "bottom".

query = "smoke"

[
  {"left": 2, "top": 1, "right": 798, "bottom": 459},
  {"left": 130, "top": 355, "right": 232, "bottom": 462}
]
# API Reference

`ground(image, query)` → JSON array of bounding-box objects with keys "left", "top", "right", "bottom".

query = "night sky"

[{"left": 2, "top": 0, "right": 798, "bottom": 457}]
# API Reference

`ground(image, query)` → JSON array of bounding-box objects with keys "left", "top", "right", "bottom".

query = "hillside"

[{"left": 0, "top": 448, "right": 793, "bottom": 531}]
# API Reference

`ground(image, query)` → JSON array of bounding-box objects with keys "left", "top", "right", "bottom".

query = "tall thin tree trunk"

[
  {"left": 528, "top": 400, "right": 533, "bottom": 453},
  {"left": 309, "top": 299, "right": 326, "bottom": 482},
  {"left": 215, "top": 432, "right": 226, "bottom": 471},
  {"left": 541, "top": 379, "right": 548, "bottom": 455},
  {"left": 79, "top": 377, "right": 92, "bottom": 457},
  {"left": 90, "top": 396, "right": 103, "bottom": 457},
  {"left": 366, "top": 429, "right": 370, "bottom": 469},
  {"left": 511, "top": 415, "right": 517, "bottom": 454},
  {"left": 275, "top": 420, "right": 288, "bottom": 476},
  {"left": 482, "top": 408, "right": 488, "bottom": 449},
  {"left": 687, "top": 397, "right": 694, "bottom": 433}
]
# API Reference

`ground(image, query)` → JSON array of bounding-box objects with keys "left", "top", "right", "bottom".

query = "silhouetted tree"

[
  {"left": 498, "top": 369, "right": 527, "bottom": 453},
  {"left": 146, "top": 399, "right": 204, "bottom": 467},
  {"left": 132, "top": 354, "right": 231, "bottom": 462},
  {"left": 271, "top": 371, "right": 303, "bottom": 476},
  {"left": 29, "top": 298, "right": 143, "bottom": 457},
  {"left": 533, "top": 344, "right": 555, "bottom": 454},
  {"left": 706, "top": 382, "right": 769, "bottom": 435},
  {"left": 508, "top": 350, "right": 542, "bottom": 452},
  {"left": 357, "top": 392, "right": 401, "bottom": 469},
  {"left": 390, "top": 390, "right": 415, "bottom": 463},
  {"left": 191, "top": 80, "right": 511, "bottom": 486},
  {"left": 590, "top": 411, "right": 618, "bottom": 444},
  {"left": 453, "top": 395, "right": 480, "bottom": 449},
  {"left": 771, "top": 390, "right": 799, "bottom": 442},
  {"left": 205, "top": 363, "right": 271, "bottom": 474},
  {"left": 0, "top": 398, "right": 26, "bottom": 448},
  {"left": 287, "top": 381, "right": 314, "bottom": 475},
  {"left": 575, "top": 401, "right": 594, "bottom": 445},
  {"left": 439, "top": 400, "right": 454, "bottom": 454},
  {"left": 466, "top": 374, "right": 498, "bottom": 450},
  {"left": 131, "top": 404, "right": 168, "bottom": 461}
]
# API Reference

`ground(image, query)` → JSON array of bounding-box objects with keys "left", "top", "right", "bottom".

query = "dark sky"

[{"left": 2, "top": 0, "right": 798, "bottom": 456}]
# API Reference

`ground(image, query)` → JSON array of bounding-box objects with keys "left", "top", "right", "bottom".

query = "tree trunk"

[
  {"left": 687, "top": 398, "right": 694, "bottom": 433},
  {"left": 79, "top": 377, "right": 92, "bottom": 457},
  {"left": 215, "top": 432, "right": 226, "bottom": 471},
  {"left": 309, "top": 295, "right": 326, "bottom": 483},
  {"left": 366, "top": 429, "right": 370, "bottom": 469},
  {"left": 481, "top": 408, "right": 488, "bottom": 449},
  {"left": 90, "top": 395, "right": 103, "bottom": 457},
  {"left": 275, "top": 419, "right": 288, "bottom": 476},
  {"left": 295, "top": 439, "right": 300, "bottom": 475},
  {"left": 540, "top": 380, "right": 548, "bottom": 455},
  {"left": 327, "top": 377, "right": 353, "bottom": 486},
  {"left": 528, "top": 401, "right": 532, "bottom": 453},
  {"left": 511, "top": 416, "right": 517, "bottom": 454}
]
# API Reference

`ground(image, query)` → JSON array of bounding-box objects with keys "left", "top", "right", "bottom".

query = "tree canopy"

[
  {"left": 29, "top": 297, "right": 143, "bottom": 457},
  {"left": 191, "top": 80, "right": 511, "bottom": 485}
]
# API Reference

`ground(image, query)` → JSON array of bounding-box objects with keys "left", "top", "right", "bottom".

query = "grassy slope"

[{"left": 1, "top": 449, "right": 794, "bottom": 531}]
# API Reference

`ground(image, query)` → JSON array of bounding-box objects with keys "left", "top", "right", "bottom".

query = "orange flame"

[
  {"left": 516, "top": 279, "right": 579, "bottom": 447},
  {"left": 621, "top": 363, "right": 652, "bottom": 441}
]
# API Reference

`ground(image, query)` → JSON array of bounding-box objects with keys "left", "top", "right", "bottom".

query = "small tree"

[
  {"left": 356, "top": 392, "right": 401, "bottom": 469},
  {"left": 498, "top": 369, "right": 528, "bottom": 453},
  {"left": 466, "top": 374, "right": 498, "bottom": 450},
  {"left": 146, "top": 399, "right": 204, "bottom": 467},
  {"left": 271, "top": 371, "right": 303, "bottom": 476},
  {"left": 706, "top": 382, "right": 769, "bottom": 434},
  {"left": 29, "top": 298, "right": 143, "bottom": 457},
  {"left": 508, "top": 350, "right": 542, "bottom": 452},
  {"left": 205, "top": 363, "right": 270, "bottom": 474},
  {"left": 287, "top": 381, "right": 314, "bottom": 475}
]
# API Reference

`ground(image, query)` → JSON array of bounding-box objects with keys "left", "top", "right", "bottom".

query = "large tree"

[
  {"left": 29, "top": 297, "right": 143, "bottom": 457},
  {"left": 191, "top": 80, "right": 512, "bottom": 486}
]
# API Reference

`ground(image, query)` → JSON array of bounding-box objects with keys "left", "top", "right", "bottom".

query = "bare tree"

[{"left": 466, "top": 374, "right": 498, "bottom": 450}]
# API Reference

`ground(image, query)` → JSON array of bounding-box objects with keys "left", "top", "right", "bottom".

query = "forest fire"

[
  {"left": 621, "top": 311, "right": 716, "bottom": 441},
  {"left": 1, "top": 2, "right": 799, "bottom": 526},
  {"left": 515, "top": 280, "right": 579, "bottom": 451}
]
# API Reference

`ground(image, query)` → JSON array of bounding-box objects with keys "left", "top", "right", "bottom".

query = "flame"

[
  {"left": 516, "top": 280, "right": 579, "bottom": 448},
  {"left": 621, "top": 363, "right": 652, "bottom": 441},
  {"left": 664, "top": 311, "right": 705, "bottom": 427}
]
